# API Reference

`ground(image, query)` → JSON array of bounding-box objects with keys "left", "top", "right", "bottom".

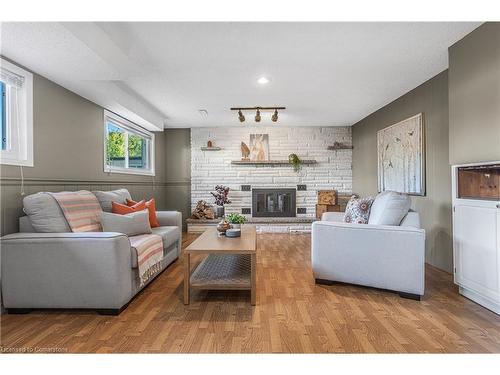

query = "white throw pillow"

[
  {"left": 368, "top": 191, "right": 411, "bottom": 226},
  {"left": 100, "top": 210, "right": 152, "bottom": 236}
]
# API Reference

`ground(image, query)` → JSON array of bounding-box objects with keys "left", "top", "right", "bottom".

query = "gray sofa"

[{"left": 0, "top": 189, "right": 182, "bottom": 315}]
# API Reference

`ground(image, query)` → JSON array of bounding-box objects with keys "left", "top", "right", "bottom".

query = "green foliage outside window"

[
  {"left": 128, "top": 134, "right": 144, "bottom": 158},
  {"left": 106, "top": 130, "right": 125, "bottom": 162},
  {"left": 106, "top": 124, "right": 146, "bottom": 168}
]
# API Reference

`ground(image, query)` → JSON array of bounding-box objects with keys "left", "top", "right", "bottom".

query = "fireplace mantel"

[{"left": 231, "top": 160, "right": 317, "bottom": 166}]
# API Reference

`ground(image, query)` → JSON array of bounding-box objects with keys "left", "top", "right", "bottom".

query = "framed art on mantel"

[
  {"left": 249, "top": 134, "right": 270, "bottom": 161},
  {"left": 377, "top": 113, "right": 425, "bottom": 196}
]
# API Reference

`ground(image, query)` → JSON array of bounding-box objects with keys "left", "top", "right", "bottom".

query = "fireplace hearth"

[{"left": 252, "top": 188, "right": 296, "bottom": 217}]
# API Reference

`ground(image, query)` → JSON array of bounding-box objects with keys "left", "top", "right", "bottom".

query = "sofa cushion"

[
  {"left": 22, "top": 192, "right": 71, "bottom": 233},
  {"left": 100, "top": 210, "right": 152, "bottom": 236},
  {"left": 343, "top": 195, "right": 374, "bottom": 224},
  {"left": 92, "top": 189, "right": 132, "bottom": 212},
  {"left": 368, "top": 190, "right": 411, "bottom": 226},
  {"left": 129, "top": 226, "right": 180, "bottom": 269},
  {"left": 151, "top": 226, "right": 180, "bottom": 250}
]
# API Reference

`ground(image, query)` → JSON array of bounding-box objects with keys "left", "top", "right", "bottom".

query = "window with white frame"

[
  {"left": 104, "top": 111, "right": 155, "bottom": 176},
  {"left": 0, "top": 58, "right": 33, "bottom": 167}
]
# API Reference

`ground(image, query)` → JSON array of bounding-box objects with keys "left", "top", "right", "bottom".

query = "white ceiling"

[{"left": 0, "top": 22, "right": 481, "bottom": 131}]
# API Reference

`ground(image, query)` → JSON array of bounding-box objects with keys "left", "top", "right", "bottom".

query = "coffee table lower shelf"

[{"left": 190, "top": 254, "right": 251, "bottom": 290}]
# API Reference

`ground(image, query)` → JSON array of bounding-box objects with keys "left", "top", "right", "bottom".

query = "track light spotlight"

[
  {"left": 271, "top": 109, "right": 278, "bottom": 122},
  {"left": 231, "top": 106, "right": 285, "bottom": 123},
  {"left": 238, "top": 110, "right": 245, "bottom": 122},
  {"left": 255, "top": 109, "right": 261, "bottom": 122}
]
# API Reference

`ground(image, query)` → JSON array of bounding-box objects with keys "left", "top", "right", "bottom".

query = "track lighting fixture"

[
  {"left": 230, "top": 106, "right": 286, "bottom": 123},
  {"left": 238, "top": 110, "right": 245, "bottom": 122},
  {"left": 271, "top": 109, "right": 278, "bottom": 122},
  {"left": 255, "top": 109, "right": 261, "bottom": 122}
]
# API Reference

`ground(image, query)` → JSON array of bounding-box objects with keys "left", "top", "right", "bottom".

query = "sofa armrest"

[
  {"left": 311, "top": 221, "right": 425, "bottom": 295},
  {"left": 156, "top": 211, "right": 182, "bottom": 228},
  {"left": 0, "top": 232, "right": 133, "bottom": 309},
  {"left": 321, "top": 212, "right": 345, "bottom": 222}
]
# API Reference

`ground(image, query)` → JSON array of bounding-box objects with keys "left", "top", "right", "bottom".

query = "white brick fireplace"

[{"left": 191, "top": 126, "right": 353, "bottom": 221}]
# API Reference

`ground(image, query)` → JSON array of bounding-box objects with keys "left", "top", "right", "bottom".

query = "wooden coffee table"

[{"left": 184, "top": 226, "right": 257, "bottom": 305}]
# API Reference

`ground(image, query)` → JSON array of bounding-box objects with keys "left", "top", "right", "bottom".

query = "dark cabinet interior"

[{"left": 457, "top": 164, "right": 500, "bottom": 200}]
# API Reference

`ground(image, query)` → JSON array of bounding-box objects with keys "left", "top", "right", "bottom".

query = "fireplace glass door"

[{"left": 252, "top": 188, "right": 296, "bottom": 217}]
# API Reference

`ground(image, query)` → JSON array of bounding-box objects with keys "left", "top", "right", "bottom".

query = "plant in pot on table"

[
  {"left": 226, "top": 213, "right": 247, "bottom": 229},
  {"left": 211, "top": 185, "right": 231, "bottom": 218}
]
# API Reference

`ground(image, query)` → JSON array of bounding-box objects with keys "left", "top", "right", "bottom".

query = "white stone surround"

[{"left": 191, "top": 126, "right": 352, "bottom": 228}]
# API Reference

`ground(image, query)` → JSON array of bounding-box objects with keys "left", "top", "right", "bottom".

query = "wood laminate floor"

[{"left": 1, "top": 233, "right": 500, "bottom": 353}]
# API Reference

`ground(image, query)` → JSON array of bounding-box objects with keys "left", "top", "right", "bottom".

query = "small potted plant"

[
  {"left": 226, "top": 213, "right": 247, "bottom": 229},
  {"left": 288, "top": 153, "right": 302, "bottom": 172},
  {"left": 211, "top": 185, "right": 231, "bottom": 218}
]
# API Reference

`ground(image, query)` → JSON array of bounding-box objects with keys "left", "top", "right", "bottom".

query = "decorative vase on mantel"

[{"left": 216, "top": 205, "right": 225, "bottom": 219}]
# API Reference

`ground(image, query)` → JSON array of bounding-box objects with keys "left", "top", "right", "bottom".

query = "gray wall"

[
  {"left": 164, "top": 128, "right": 191, "bottom": 230},
  {"left": 352, "top": 71, "right": 453, "bottom": 272},
  {"left": 449, "top": 22, "right": 500, "bottom": 165},
  {"left": 0, "top": 73, "right": 180, "bottom": 236}
]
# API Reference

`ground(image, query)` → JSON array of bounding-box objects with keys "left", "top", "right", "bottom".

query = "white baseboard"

[{"left": 459, "top": 286, "right": 500, "bottom": 315}]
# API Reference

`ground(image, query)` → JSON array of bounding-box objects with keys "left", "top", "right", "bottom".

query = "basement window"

[
  {"left": 104, "top": 110, "right": 155, "bottom": 176},
  {"left": 0, "top": 58, "right": 34, "bottom": 166}
]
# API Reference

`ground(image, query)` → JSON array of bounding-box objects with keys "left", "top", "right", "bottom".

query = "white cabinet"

[{"left": 452, "top": 162, "right": 500, "bottom": 314}]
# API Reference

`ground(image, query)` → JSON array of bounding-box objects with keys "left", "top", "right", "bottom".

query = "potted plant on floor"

[
  {"left": 226, "top": 213, "right": 247, "bottom": 229},
  {"left": 211, "top": 185, "right": 231, "bottom": 218}
]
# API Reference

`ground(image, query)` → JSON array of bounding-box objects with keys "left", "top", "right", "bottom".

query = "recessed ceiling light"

[{"left": 257, "top": 76, "right": 270, "bottom": 85}]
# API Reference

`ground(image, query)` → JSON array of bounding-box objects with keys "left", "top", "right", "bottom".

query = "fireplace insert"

[{"left": 252, "top": 188, "right": 296, "bottom": 217}]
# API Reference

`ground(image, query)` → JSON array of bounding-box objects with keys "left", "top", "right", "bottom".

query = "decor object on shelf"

[
  {"left": 318, "top": 190, "right": 337, "bottom": 205},
  {"left": 316, "top": 190, "right": 340, "bottom": 219},
  {"left": 327, "top": 142, "right": 353, "bottom": 150},
  {"left": 211, "top": 185, "right": 231, "bottom": 218},
  {"left": 230, "top": 106, "right": 286, "bottom": 123},
  {"left": 216, "top": 219, "right": 231, "bottom": 236},
  {"left": 240, "top": 142, "right": 250, "bottom": 160},
  {"left": 191, "top": 200, "right": 215, "bottom": 219},
  {"left": 201, "top": 140, "right": 222, "bottom": 151},
  {"left": 249, "top": 134, "right": 269, "bottom": 161},
  {"left": 288, "top": 153, "right": 302, "bottom": 172},
  {"left": 377, "top": 113, "right": 425, "bottom": 196},
  {"left": 226, "top": 212, "right": 247, "bottom": 229}
]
